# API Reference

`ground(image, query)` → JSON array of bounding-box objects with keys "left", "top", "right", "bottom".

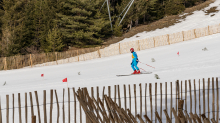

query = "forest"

[{"left": 0, "top": 0, "right": 206, "bottom": 57}]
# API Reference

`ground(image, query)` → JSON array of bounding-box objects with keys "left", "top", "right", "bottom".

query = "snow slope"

[
  {"left": 0, "top": 1, "right": 220, "bottom": 122},
  {"left": 119, "top": 0, "right": 220, "bottom": 42},
  {"left": 0, "top": 33, "right": 220, "bottom": 122}
]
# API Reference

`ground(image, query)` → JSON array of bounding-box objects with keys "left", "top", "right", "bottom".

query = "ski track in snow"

[{"left": 0, "top": 0, "right": 220, "bottom": 122}]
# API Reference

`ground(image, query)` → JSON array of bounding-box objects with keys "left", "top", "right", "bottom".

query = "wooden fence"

[
  {"left": 0, "top": 77, "right": 219, "bottom": 122},
  {"left": 0, "top": 24, "right": 220, "bottom": 70}
]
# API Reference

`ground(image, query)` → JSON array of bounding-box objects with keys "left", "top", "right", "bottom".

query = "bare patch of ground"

[{"left": 204, "top": 6, "right": 219, "bottom": 15}]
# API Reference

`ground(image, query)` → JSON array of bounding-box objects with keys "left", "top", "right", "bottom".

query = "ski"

[{"left": 116, "top": 72, "right": 152, "bottom": 77}]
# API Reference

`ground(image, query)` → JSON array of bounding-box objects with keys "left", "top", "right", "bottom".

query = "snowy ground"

[
  {"left": 0, "top": 33, "right": 220, "bottom": 122},
  {"left": 0, "top": 0, "right": 220, "bottom": 122},
  {"left": 119, "top": 0, "right": 220, "bottom": 42}
]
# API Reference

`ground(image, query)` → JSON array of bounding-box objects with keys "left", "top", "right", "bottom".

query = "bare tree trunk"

[{"left": 135, "top": 18, "right": 138, "bottom": 26}]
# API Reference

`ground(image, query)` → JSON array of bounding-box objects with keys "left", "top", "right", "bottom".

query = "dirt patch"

[
  {"left": 204, "top": 6, "right": 219, "bottom": 15},
  {"left": 211, "top": 14, "right": 215, "bottom": 16},
  {"left": 103, "top": 0, "right": 214, "bottom": 45}
]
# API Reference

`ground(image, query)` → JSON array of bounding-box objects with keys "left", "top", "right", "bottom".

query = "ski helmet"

[{"left": 130, "top": 48, "right": 134, "bottom": 52}]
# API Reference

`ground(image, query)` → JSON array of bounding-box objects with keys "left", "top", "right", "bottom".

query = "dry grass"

[
  {"left": 204, "top": 6, "right": 219, "bottom": 15},
  {"left": 103, "top": 0, "right": 214, "bottom": 45}
]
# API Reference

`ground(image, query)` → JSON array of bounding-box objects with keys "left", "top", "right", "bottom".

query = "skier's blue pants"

[{"left": 131, "top": 61, "right": 139, "bottom": 71}]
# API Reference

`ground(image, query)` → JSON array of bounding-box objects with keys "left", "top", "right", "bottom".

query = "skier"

[{"left": 130, "top": 48, "right": 140, "bottom": 74}]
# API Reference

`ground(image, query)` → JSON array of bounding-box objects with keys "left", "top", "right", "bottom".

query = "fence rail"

[
  {"left": 1, "top": 23, "right": 220, "bottom": 70},
  {"left": 0, "top": 77, "right": 219, "bottom": 123}
]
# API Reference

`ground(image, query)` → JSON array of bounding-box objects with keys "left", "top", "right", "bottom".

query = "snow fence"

[{"left": 1, "top": 23, "right": 220, "bottom": 70}]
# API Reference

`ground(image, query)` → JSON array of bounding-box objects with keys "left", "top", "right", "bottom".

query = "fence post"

[
  {"left": 72, "top": 88, "right": 76, "bottom": 123},
  {"left": 129, "top": 84, "right": 131, "bottom": 111},
  {"left": 194, "top": 29, "right": 197, "bottom": 38},
  {"left": 18, "top": 93, "right": 22, "bottom": 123},
  {"left": 96, "top": 86, "right": 99, "bottom": 101},
  {"left": 216, "top": 77, "right": 219, "bottom": 123},
  {"left": 12, "top": 94, "right": 14, "bottom": 123},
  {"left": 182, "top": 31, "right": 184, "bottom": 41},
  {"left": 149, "top": 83, "right": 153, "bottom": 121},
  {"left": 118, "top": 85, "right": 121, "bottom": 108},
  {"left": 50, "top": 89, "right": 54, "bottom": 123},
  {"left": 153, "top": 37, "right": 156, "bottom": 47},
  {"left": 25, "top": 93, "right": 27, "bottom": 123},
  {"left": 139, "top": 83, "right": 142, "bottom": 117},
  {"left": 171, "top": 108, "right": 180, "bottom": 123},
  {"left": 30, "top": 54, "right": 33, "bottom": 67},
  {"left": 175, "top": 81, "right": 178, "bottom": 118},
  {"left": 138, "top": 40, "right": 140, "bottom": 51},
  {"left": 124, "top": 84, "right": 127, "bottom": 110},
  {"left": 208, "top": 78, "right": 210, "bottom": 119},
  {"left": 119, "top": 43, "right": 121, "bottom": 54},
  {"left": 203, "top": 78, "right": 205, "bottom": 115},
  {"left": 102, "top": 86, "right": 105, "bottom": 104},
  {"left": 6, "top": 95, "right": 9, "bottom": 123},
  {"left": 32, "top": 116, "right": 36, "bottom": 123},
  {"left": 181, "top": 81, "right": 182, "bottom": 100},
  {"left": 55, "top": 52, "right": 58, "bottom": 64},
  {"left": 62, "top": 89, "right": 65, "bottom": 123},
  {"left": 163, "top": 109, "right": 172, "bottom": 123},
  {"left": 145, "top": 83, "right": 147, "bottom": 117},
  {"left": 77, "top": 50, "right": 79, "bottom": 61},
  {"left": 108, "top": 86, "right": 111, "bottom": 99},
  {"left": 54, "top": 90, "right": 60, "bottom": 123},
  {"left": 208, "top": 26, "right": 210, "bottom": 35},
  {"left": 167, "top": 34, "right": 170, "bottom": 45},
  {"left": 91, "top": 87, "right": 94, "bottom": 98},
  {"left": 0, "top": 97, "right": 2, "bottom": 123},
  {"left": 4, "top": 57, "right": 7, "bottom": 70},
  {"left": 43, "top": 90, "right": 47, "bottom": 123},
  {"left": 199, "top": 79, "right": 201, "bottom": 120},
  {"left": 212, "top": 77, "right": 215, "bottom": 120},
  {"left": 160, "top": 83, "right": 162, "bottom": 120},
  {"left": 155, "top": 83, "right": 158, "bottom": 123},
  {"left": 194, "top": 79, "right": 197, "bottom": 114},
  {"left": 98, "top": 48, "right": 101, "bottom": 58},
  {"left": 165, "top": 82, "right": 167, "bottom": 123},
  {"left": 184, "top": 111, "right": 192, "bottom": 123},
  {"left": 134, "top": 84, "right": 137, "bottom": 120},
  {"left": 185, "top": 80, "right": 187, "bottom": 112},
  {"left": 29, "top": 92, "right": 34, "bottom": 117},
  {"left": 114, "top": 85, "right": 116, "bottom": 103},
  {"left": 189, "top": 80, "right": 192, "bottom": 113},
  {"left": 34, "top": 91, "right": 41, "bottom": 123},
  {"left": 68, "top": 88, "right": 71, "bottom": 123},
  {"left": 170, "top": 82, "right": 172, "bottom": 122}
]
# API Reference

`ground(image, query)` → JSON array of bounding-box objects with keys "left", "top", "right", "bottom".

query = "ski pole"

[
  {"left": 140, "top": 68, "right": 147, "bottom": 72},
  {"left": 139, "top": 61, "right": 155, "bottom": 69}
]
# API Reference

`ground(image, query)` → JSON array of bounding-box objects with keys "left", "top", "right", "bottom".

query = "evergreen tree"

[
  {"left": 44, "top": 25, "right": 64, "bottom": 52},
  {"left": 147, "top": 0, "right": 165, "bottom": 21},
  {"left": 113, "top": 19, "right": 122, "bottom": 37},
  {"left": 0, "top": 0, "right": 27, "bottom": 56},
  {"left": 165, "top": 0, "right": 185, "bottom": 15},
  {"left": 55, "top": 0, "right": 110, "bottom": 46},
  {"left": 16, "top": 0, "right": 59, "bottom": 54}
]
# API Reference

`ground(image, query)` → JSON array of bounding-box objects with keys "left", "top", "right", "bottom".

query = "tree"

[
  {"left": 165, "top": 0, "right": 185, "bottom": 15},
  {"left": 113, "top": 19, "right": 122, "bottom": 37},
  {"left": 55, "top": 0, "right": 110, "bottom": 47},
  {"left": 44, "top": 25, "right": 64, "bottom": 52},
  {"left": 0, "top": 0, "right": 27, "bottom": 56}
]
